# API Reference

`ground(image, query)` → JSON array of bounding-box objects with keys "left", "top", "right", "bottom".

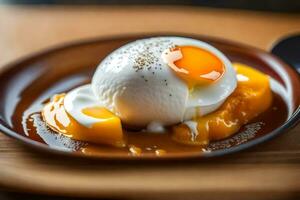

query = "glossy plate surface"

[{"left": 0, "top": 34, "right": 299, "bottom": 160}]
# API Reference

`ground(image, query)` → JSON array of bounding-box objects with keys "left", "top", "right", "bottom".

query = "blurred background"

[
  {"left": 0, "top": 0, "right": 299, "bottom": 12},
  {"left": 0, "top": 1, "right": 299, "bottom": 200},
  {"left": 0, "top": 0, "right": 293, "bottom": 13}
]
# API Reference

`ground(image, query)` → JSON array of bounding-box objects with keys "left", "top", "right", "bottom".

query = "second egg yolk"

[{"left": 42, "top": 95, "right": 125, "bottom": 147}]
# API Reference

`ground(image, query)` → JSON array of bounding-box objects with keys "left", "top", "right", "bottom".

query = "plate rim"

[{"left": 0, "top": 33, "right": 299, "bottom": 160}]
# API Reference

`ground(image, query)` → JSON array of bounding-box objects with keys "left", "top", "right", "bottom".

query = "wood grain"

[{"left": 0, "top": 5, "right": 300, "bottom": 200}]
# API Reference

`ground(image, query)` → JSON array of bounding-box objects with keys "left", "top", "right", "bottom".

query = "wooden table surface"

[{"left": 0, "top": 5, "right": 300, "bottom": 200}]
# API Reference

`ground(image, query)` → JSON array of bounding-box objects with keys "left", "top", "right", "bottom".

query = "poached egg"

[{"left": 65, "top": 37, "right": 237, "bottom": 128}]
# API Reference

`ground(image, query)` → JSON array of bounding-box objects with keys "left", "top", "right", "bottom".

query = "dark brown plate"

[{"left": 0, "top": 34, "right": 299, "bottom": 160}]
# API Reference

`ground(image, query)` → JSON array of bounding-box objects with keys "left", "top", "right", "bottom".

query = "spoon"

[{"left": 271, "top": 34, "right": 300, "bottom": 74}]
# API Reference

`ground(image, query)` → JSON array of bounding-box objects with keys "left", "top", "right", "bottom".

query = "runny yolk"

[
  {"left": 172, "top": 63, "right": 272, "bottom": 146},
  {"left": 81, "top": 107, "right": 115, "bottom": 119},
  {"left": 169, "top": 46, "right": 225, "bottom": 86},
  {"left": 42, "top": 95, "right": 125, "bottom": 147}
]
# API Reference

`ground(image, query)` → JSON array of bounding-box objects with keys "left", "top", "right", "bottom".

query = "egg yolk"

[
  {"left": 172, "top": 63, "right": 272, "bottom": 145},
  {"left": 42, "top": 94, "right": 125, "bottom": 147},
  {"left": 170, "top": 46, "right": 225, "bottom": 86}
]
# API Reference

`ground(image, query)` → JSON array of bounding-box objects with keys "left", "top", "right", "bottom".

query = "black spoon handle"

[{"left": 271, "top": 34, "right": 300, "bottom": 74}]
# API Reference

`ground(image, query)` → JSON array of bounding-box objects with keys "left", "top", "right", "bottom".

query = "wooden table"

[{"left": 0, "top": 5, "right": 300, "bottom": 200}]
